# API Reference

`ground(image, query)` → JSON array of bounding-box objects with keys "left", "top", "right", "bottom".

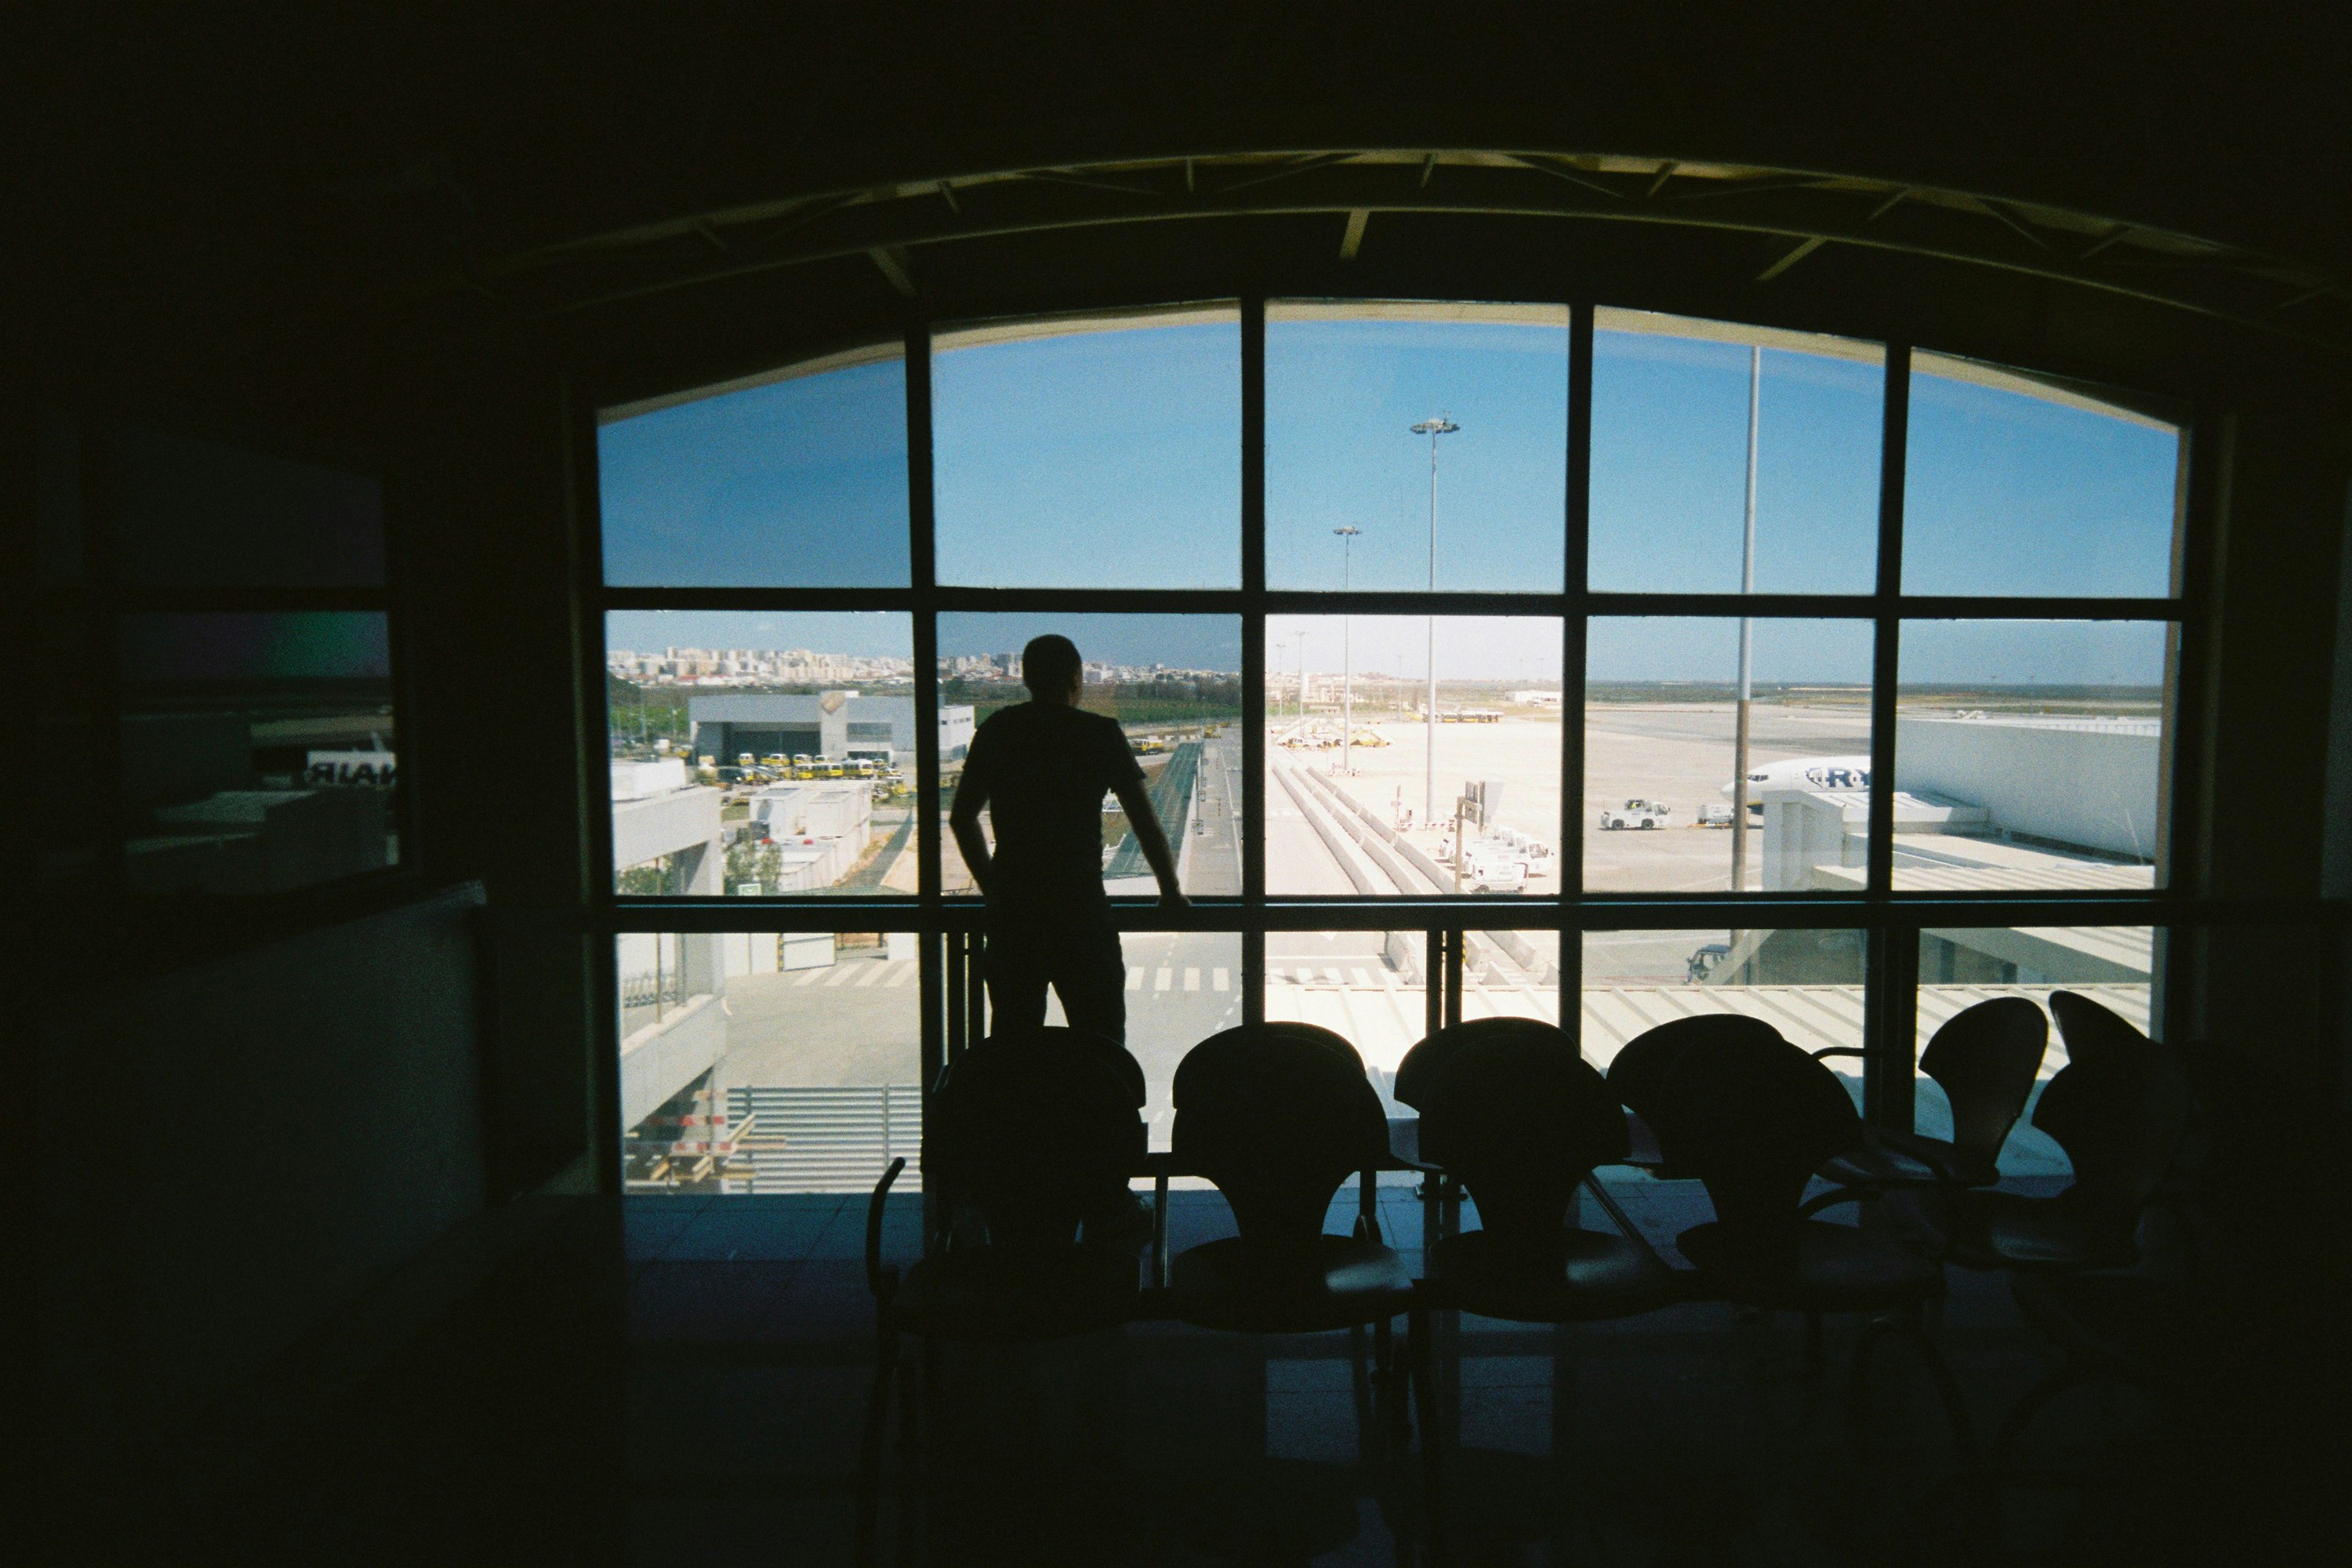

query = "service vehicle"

[
  {"left": 1695, "top": 803, "right": 1735, "bottom": 828},
  {"left": 1599, "top": 798, "right": 1673, "bottom": 830},
  {"left": 1457, "top": 839, "right": 1531, "bottom": 893},
  {"left": 1686, "top": 942, "right": 1732, "bottom": 983}
]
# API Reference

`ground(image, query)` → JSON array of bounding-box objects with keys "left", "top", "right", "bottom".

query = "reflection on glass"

[
  {"left": 1029, "top": 931, "right": 1243, "bottom": 1152},
  {"left": 1267, "top": 301, "right": 1568, "bottom": 593},
  {"left": 109, "top": 425, "right": 387, "bottom": 589},
  {"left": 937, "top": 613, "right": 1243, "bottom": 899},
  {"left": 606, "top": 611, "right": 917, "bottom": 897},
  {"left": 597, "top": 345, "right": 910, "bottom": 588},
  {"left": 1590, "top": 310, "right": 1882, "bottom": 595},
  {"left": 1893, "top": 620, "right": 2169, "bottom": 891},
  {"left": 1584, "top": 618, "right": 1874, "bottom": 892},
  {"left": 1581, "top": 928, "right": 1867, "bottom": 1106},
  {"left": 619, "top": 931, "right": 921, "bottom": 1193},
  {"left": 117, "top": 612, "right": 398, "bottom": 895},
  {"left": 1904, "top": 354, "right": 2183, "bottom": 598},
  {"left": 934, "top": 308, "right": 1242, "bottom": 588},
  {"left": 1265, "top": 615, "right": 1562, "bottom": 897},
  {"left": 1914, "top": 927, "right": 2155, "bottom": 1177}
]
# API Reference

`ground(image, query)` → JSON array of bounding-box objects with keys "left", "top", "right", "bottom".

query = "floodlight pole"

[
  {"left": 1412, "top": 416, "right": 1459, "bottom": 823},
  {"left": 1732, "top": 346, "right": 1759, "bottom": 927},
  {"left": 1334, "top": 525, "right": 1360, "bottom": 775}
]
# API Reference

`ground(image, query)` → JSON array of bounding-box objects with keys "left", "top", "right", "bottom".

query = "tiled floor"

[{"left": 88, "top": 1176, "right": 2336, "bottom": 1565}]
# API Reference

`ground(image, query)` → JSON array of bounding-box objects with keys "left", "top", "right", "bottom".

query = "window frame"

[{"left": 583, "top": 299, "right": 2216, "bottom": 1186}]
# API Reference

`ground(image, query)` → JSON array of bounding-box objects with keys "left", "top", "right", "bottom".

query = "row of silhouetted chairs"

[{"left": 855, "top": 991, "right": 2208, "bottom": 1563}]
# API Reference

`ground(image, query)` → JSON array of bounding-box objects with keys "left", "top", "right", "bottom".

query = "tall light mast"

[
  {"left": 1732, "top": 347, "right": 1761, "bottom": 925},
  {"left": 1410, "top": 416, "right": 1459, "bottom": 822},
  {"left": 1333, "top": 524, "right": 1361, "bottom": 775}
]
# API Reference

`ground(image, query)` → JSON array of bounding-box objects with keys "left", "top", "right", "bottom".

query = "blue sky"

[
  {"left": 597, "top": 314, "right": 2179, "bottom": 683},
  {"left": 1268, "top": 318, "right": 1566, "bottom": 592}
]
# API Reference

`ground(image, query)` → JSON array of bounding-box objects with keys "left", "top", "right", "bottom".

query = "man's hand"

[{"left": 1158, "top": 889, "right": 1190, "bottom": 910}]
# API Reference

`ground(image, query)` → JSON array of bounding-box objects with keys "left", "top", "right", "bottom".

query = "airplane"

[{"left": 1719, "top": 755, "right": 1871, "bottom": 804}]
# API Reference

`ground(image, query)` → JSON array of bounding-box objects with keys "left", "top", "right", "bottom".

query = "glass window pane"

[
  {"left": 108, "top": 425, "right": 387, "bottom": 589},
  {"left": 1915, "top": 927, "right": 2156, "bottom": 1178},
  {"left": 1584, "top": 618, "right": 1874, "bottom": 892},
  {"left": 606, "top": 612, "right": 916, "bottom": 897},
  {"left": 933, "top": 308, "right": 1241, "bottom": 588},
  {"left": 1893, "top": 620, "right": 2169, "bottom": 891},
  {"left": 1904, "top": 354, "right": 2183, "bottom": 597},
  {"left": 118, "top": 611, "right": 399, "bottom": 894},
  {"left": 937, "top": 613, "right": 1242, "bottom": 901},
  {"left": 597, "top": 345, "right": 909, "bottom": 588},
  {"left": 1581, "top": 927, "right": 1867, "bottom": 1110},
  {"left": 1266, "top": 615, "right": 1563, "bottom": 896},
  {"left": 1590, "top": 310, "right": 1882, "bottom": 595},
  {"left": 1267, "top": 301, "right": 1568, "bottom": 593},
  {"left": 619, "top": 930, "right": 921, "bottom": 1194}
]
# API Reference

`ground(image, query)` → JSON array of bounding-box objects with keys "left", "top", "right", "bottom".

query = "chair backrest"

[
  {"left": 2031, "top": 1039, "right": 2191, "bottom": 1228},
  {"left": 1651, "top": 1030, "right": 1867, "bottom": 1254},
  {"left": 1172, "top": 1022, "right": 1388, "bottom": 1265},
  {"left": 1606, "top": 1013, "right": 1787, "bottom": 1124},
  {"left": 2049, "top": 991, "right": 2150, "bottom": 1073},
  {"left": 1415, "top": 1025, "right": 1628, "bottom": 1261},
  {"left": 1393, "top": 1015, "right": 1552, "bottom": 1109},
  {"left": 1918, "top": 996, "right": 2049, "bottom": 1177},
  {"left": 925, "top": 1026, "right": 1147, "bottom": 1258}
]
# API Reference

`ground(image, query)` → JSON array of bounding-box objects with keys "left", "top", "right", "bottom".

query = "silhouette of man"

[{"left": 950, "top": 634, "right": 1187, "bottom": 1044}]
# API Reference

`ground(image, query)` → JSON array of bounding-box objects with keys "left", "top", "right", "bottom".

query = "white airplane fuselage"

[{"left": 1720, "top": 755, "right": 1871, "bottom": 804}]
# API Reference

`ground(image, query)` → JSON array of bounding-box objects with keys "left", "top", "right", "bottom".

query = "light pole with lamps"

[
  {"left": 1410, "top": 415, "right": 1459, "bottom": 823},
  {"left": 1333, "top": 524, "right": 1361, "bottom": 775}
]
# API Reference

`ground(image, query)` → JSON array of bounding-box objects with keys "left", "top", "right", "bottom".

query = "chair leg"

[
  {"left": 1988, "top": 1363, "right": 2092, "bottom": 1480},
  {"left": 855, "top": 1325, "right": 899, "bottom": 1568},
  {"left": 1846, "top": 1310, "right": 1983, "bottom": 1478},
  {"left": 1407, "top": 1308, "right": 1444, "bottom": 1560},
  {"left": 895, "top": 1333, "right": 923, "bottom": 1567}
]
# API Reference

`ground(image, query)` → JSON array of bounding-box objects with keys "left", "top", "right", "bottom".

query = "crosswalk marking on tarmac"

[
  {"left": 1184, "top": 967, "right": 1201, "bottom": 991},
  {"left": 852, "top": 964, "right": 886, "bottom": 985},
  {"left": 1213, "top": 967, "right": 1231, "bottom": 991},
  {"left": 885, "top": 964, "right": 915, "bottom": 986},
  {"left": 1127, "top": 967, "right": 1145, "bottom": 991},
  {"left": 1352, "top": 967, "right": 1374, "bottom": 987},
  {"left": 1155, "top": 967, "right": 1174, "bottom": 991},
  {"left": 822, "top": 966, "right": 858, "bottom": 986}
]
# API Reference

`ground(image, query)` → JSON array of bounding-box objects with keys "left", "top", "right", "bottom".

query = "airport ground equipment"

[
  {"left": 1697, "top": 803, "right": 1735, "bottom": 828},
  {"left": 1599, "top": 798, "right": 1672, "bottom": 830}
]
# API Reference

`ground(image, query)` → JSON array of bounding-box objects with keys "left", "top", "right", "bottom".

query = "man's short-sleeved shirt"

[{"left": 959, "top": 702, "right": 1143, "bottom": 916}]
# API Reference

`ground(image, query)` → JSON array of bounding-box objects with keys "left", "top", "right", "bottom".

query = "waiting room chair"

[
  {"left": 1804, "top": 996, "right": 2049, "bottom": 1214},
  {"left": 1163, "top": 1022, "right": 1438, "bottom": 1519},
  {"left": 1409, "top": 1022, "right": 1679, "bottom": 1326},
  {"left": 1886, "top": 1036, "right": 2191, "bottom": 1276},
  {"left": 1645, "top": 1029, "right": 1979, "bottom": 1465},
  {"left": 1606, "top": 1013, "right": 1788, "bottom": 1175},
  {"left": 856, "top": 1027, "right": 1147, "bottom": 1566},
  {"left": 2048, "top": 989, "right": 2150, "bottom": 1072}
]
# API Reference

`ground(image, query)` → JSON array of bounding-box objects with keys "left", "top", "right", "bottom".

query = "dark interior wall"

[
  {"left": 36, "top": 884, "right": 490, "bottom": 1460},
  {"left": 2184, "top": 396, "right": 2352, "bottom": 1083},
  {"left": 384, "top": 352, "right": 599, "bottom": 1196}
]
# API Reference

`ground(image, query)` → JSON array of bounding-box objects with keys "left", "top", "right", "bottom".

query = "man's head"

[{"left": 1022, "top": 635, "right": 1083, "bottom": 703}]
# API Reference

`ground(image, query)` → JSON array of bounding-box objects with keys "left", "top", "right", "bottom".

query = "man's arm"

[
  {"left": 949, "top": 770, "right": 992, "bottom": 898},
  {"left": 1110, "top": 776, "right": 1187, "bottom": 908}
]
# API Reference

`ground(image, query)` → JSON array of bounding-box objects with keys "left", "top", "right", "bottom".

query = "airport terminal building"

[{"left": 684, "top": 692, "right": 974, "bottom": 770}]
